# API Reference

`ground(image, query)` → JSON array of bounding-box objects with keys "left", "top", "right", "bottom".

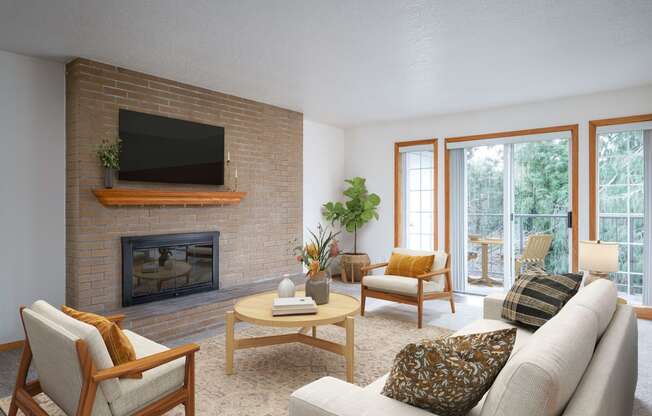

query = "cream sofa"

[{"left": 289, "top": 279, "right": 638, "bottom": 416}]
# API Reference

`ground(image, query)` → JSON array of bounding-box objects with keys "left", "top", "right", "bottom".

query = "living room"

[{"left": 0, "top": 1, "right": 651, "bottom": 416}]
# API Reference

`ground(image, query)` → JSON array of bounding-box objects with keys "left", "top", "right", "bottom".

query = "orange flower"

[
  {"left": 306, "top": 243, "right": 318, "bottom": 259},
  {"left": 308, "top": 260, "right": 320, "bottom": 277}
]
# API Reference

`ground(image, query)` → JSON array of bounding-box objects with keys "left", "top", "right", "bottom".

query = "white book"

[{"left": 273, "top": 297, "right": 316, "bottom": 308}]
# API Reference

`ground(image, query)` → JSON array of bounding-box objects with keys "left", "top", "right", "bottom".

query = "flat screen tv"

[{"left": 118, "top": 109, "right": 225, "bottom": 185}]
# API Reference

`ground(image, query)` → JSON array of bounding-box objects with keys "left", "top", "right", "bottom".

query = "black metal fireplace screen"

[{"left": 121, "top": 232, "right": 219, "bottom": 306}]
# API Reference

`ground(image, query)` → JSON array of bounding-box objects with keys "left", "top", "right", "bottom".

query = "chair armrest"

[
  {"left": 484, "top": 292, "right": 507, "bottom": 320},
  {"left": 417, "top": 268, "right": 450, "bottom": 280},
  {"left": 104, "top": 314, "right": 126, "bottom": 328},
  {"left": 360, "top": 262, "right": 388, "bottom": 273},
  {"left": 93, "top": 343, "right": 200, "bottom": 382}
]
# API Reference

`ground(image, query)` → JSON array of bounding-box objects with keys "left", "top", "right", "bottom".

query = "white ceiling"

[{"left": 1, "top": 0, "right": 651, "bottom": 127}]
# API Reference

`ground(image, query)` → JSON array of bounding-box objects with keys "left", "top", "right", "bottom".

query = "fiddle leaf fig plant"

[{"left": 323, "top": 177, "right": 380, "bottom": 254}]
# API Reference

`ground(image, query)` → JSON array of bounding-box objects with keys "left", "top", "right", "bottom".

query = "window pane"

[
  {"left": 599, "top": 185, "right": 628, "bottom": 214},
  {"left": 630, "top": 245, "right": 643, "bottom": 274},
  {"left": 408, "top": 191, "right": 420, "bottom": 211},
  {"left": 408, "top": 212, "right": 420, "bottom": 234},
  {"left": 408, "top": 169, "right": 420, "bottom": 190},
  {"left": 407, "top": 234, "right": 420, "bottom": 250},
  {"left": 421, "top": 234, "right": 433, "bottom": 251},
  {"left": 421, "top": 213, "right": 432, "bottom": 235},
  {"left": 420, "top": 191, "right": 433, "bottom": 211},
  {"left": 629, "top": 185, "right": 643, "bottom": 214},
  {"left": 407, "top": 152, "right": 420, "bottom": 169},
  {"left": 599, "top": 217, "right": 627, "bottom": 242},
  {"left": 421, "top": 151, "right": 434, "bottom": 168},
  {"left": 420, "top": 169, "right": 433, "bottom": 190},
  {"left": 631, "top": 217, "right": 644, "bottom": 244}
]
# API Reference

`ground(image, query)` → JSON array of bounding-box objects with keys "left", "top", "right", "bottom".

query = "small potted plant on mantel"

[
  {"left": 323, "top": 177, "right": 381, "bottom": 283},
  {"left": 96, "top": 138, "right": 121, "bottom": 189}
]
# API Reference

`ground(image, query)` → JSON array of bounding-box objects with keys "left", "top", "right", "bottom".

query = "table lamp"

[{"left": 578, "top": 240, "right": 619, "bottom": 285}]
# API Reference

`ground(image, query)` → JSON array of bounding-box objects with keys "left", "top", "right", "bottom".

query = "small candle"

[
  {"left": 235, "top": 168, "right": 238, "bottom": 178},
  {"left": 227, "top": 151, "right": 230, "bottom": 162}
]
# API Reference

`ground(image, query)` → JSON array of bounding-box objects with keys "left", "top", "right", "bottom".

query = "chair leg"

[
  {"left": 417, "top": 280, "right": 424, "bottom": 329},
  {"left": 360, "top": 285, "right": 366, "bottom": 316},
  {"left": 9, "top": 339, "right": 32, "bottom": 416},
  {"left": 449, "top": 293, "right": 456, "bottom": 314},
  {"left": 184, "top": 352, "right": 196, "bottom": 416}
]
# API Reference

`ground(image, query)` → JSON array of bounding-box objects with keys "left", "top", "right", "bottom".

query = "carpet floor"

[{"left": 0, "top": 315, "right": 452, "bottom": 416}]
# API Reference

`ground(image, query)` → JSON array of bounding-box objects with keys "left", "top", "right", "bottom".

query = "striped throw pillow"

[
  {"left": 502, "top": 265, "right": 583, "bottom": 329},
  {"left": 385, "top": 252, "right": 434, "bottom": 277}
]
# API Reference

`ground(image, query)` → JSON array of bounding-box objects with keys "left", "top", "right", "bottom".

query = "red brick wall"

[{"left": 66, "top": 58, "right": 302, "bottom": 311}]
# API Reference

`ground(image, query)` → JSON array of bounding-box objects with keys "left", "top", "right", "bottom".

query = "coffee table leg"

[
  {"left": 312, "top": 326, "right": 317, "bottom": 337},
  {"left": 345, "top": 316, "right": 354, "bottom": 383},
  {"left": 226, "top": 311, "right": 235, "bottom": 375}
]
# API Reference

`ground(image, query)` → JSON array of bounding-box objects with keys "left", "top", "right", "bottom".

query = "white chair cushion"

[
  {"left": 391, "top": 248, "right": 448, "bottom": 271},
  {"left": 31, "top": 300, "right": 122, "bottom": 402},
  {"left": 568, "top": 278, "right": 617, "bottom": 337},
  {"left": 109, "top": 330, "right": 185, "bottom": 416},
  {"left": 480, "top": 304, "right": 599, "bottom": 416},
  {"left": 363, "top": 274, "right": 445, "bottom": 296},
  {"left": 22, "top": 308, "right": 113, "bottom": 416}
]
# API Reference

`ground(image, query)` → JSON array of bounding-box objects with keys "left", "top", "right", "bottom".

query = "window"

[
  {"left": 394, "top": 140, "right": 437, "bottom": 251},
  {"left": 597, "top": 130, "right": 644, "bottom": 300},
  {"left": 404, "top": 150, "right": 435, "bottom": 250}
]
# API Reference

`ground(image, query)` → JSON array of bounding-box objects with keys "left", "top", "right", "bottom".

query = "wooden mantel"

[{"left": 93, "top": 188, "right": 246, "bottom": 207}]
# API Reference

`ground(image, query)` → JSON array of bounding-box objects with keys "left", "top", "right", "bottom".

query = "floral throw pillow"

[{"left": 382, "top": 328, "right": 516, "bottom": 416}]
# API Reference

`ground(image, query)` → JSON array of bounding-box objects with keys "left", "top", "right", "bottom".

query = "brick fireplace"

[{"left": 66, "top": 58, "right": 302, "bottom": 312}]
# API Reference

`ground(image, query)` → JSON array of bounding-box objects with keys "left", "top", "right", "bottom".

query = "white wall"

[
  {"left": 0, "top": 50, "right": 65, "bottom": 344},
  {"left": 345, "top": 85, "right": 652, "bottom": 264},
  {"left": 303, "top": 119, "right": 350, "bottom": 253}
]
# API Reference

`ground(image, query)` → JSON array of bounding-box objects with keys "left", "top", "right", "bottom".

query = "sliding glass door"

[{"left": 461, "top": 135, "right": 573, "bottom": 295}]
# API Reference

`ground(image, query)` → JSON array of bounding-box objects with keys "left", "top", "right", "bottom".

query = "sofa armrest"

[
  {"left": 483, "top": 292, "right": 506, "bottom": 320},
  {"left": 289, "top": 377, "right": 434, "bottom": 416}
]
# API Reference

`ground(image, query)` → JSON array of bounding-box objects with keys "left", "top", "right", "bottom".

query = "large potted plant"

[{"left": 323, "top": 177, "right": 380, "bottom": 282}]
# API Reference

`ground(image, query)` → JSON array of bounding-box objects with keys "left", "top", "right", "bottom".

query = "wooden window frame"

[
  {"left": 445, "top": 124, "right": 580, "bottom": 272},
  {"left": 394, "top": 139, "right": 438, "bottom": 249},
  {"left": 588, "top": 113, "right": 652, "bottom": 240}
]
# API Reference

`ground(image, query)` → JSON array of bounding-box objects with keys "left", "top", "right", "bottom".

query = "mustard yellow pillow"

[
  {"left": 62, "top": 305, "right": 141, "bottom": 378},
  {"left": 385, "top": 252, "right": 434, "bottom": 277}
]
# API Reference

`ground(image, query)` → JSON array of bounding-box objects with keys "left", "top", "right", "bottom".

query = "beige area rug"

[{"left": 1, "top": 315, "right": 452, "bottom": 416}]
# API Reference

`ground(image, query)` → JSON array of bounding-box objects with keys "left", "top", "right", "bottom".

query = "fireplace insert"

[{"left": 121, "top": 232, "right": 219, "bottom": 306}]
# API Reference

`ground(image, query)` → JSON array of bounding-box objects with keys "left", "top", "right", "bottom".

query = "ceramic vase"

[
  {"left": 104, "top": 167, "right": 114, "bottom": 189},
  {"left": 277, "top": 277, "right": 296, "bottom": 298},
  {"left": 305, "top": 271, "right": 330, "bottom": 305}
]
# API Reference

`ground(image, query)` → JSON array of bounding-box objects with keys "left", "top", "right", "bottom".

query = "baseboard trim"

[
  {"left": 0, "top": 340, "right": 24, "bottom": 352},
  {"left": 634, "top": 306, "right": 652, "bottom": 320}
]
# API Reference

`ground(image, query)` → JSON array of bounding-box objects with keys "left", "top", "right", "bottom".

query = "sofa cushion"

[
  {"left": 31, "top": 300, "right": 122, "bottom": 402},
  {"left": 566, "top": 278, "right": 617, "bottom": 337},
  {"left": 109, "top": 330, "right": 185, "bottom": 416},
  {"left": 453, "top": 319, "right": 533, "bottom": 356},
  {"left": 382, "top": 328, "right": 516, "bottom": 416},
  {"left": 480, "top": 304, "right": 599, "bottom": 416},
  {"left": 363, "top": 274, "right": 445, "bottom": 296},
  {"left": 385, "top": 252, "right": 434, "bottom": 277}
]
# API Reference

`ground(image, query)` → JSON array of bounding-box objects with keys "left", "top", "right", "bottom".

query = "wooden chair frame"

[
  {"left": 9, "top": 307, "right": 200, "bottom": 416},
  {"left": 360, "top": 254, "right": 455, "bottom": 328}
]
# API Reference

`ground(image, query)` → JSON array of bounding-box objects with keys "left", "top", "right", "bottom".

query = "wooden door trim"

[
  {"left": 444, "top": 124, "right": 579, "bottom": 272},
  {"left": 588, "top": 114, "right": 652, "bottom": 240},
  {"left": 394, "top": 139, "right": 438, "bottom": 249}
]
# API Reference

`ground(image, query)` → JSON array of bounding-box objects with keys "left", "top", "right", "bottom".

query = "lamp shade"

[{"left": 578, "top": 240, "right": 619, "bottom": 272}]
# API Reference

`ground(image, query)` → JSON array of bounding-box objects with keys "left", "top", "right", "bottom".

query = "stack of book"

[{"left": 272, "top": 297, "right": 318, "bottom": 316}]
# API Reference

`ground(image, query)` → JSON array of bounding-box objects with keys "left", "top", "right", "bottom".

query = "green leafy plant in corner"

[
  {"left": 96, "top": 138, "right": 121, "bottom": 169},
  {"left": 323, "top": 177, "right": 380, "bottom": 254}
]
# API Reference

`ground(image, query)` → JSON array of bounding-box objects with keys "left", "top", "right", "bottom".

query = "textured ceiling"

[{"left": 1, "top": 0, "right": 651, "bottom": 127}]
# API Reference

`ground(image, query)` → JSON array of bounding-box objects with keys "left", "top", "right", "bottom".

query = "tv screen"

[{"left": 118, "top": 109, "right": 225, "bottom": 185}]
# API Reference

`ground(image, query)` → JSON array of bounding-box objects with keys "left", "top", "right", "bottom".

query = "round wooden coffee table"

[{"left": 225, "top": 291, "right": 360, "bottom": 382}]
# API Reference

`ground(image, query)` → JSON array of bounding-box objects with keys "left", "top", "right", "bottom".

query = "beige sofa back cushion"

[
  {"left": 480, "top": 303, "right": 598, "bottom": 416},
  {"left": 566, "top": 278, "right": 617, "bottom": 337},
  {"left": 31, "top": 300, "right": 122, "bottom": 402}
]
